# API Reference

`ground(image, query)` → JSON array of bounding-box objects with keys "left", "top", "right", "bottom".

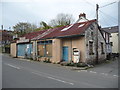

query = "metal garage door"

[{"left": 17, "top": 44, "right": 33, "bottom": 58}]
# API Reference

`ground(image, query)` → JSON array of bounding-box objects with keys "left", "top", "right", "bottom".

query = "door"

[
  {"left": 25, "top": 44, "right": 33, "bottom": 58},
  {"left": 17, "top": 44, "right": 26, "bottom": 57},
  {"left": 62, "top": 46, "right": 68, "bottom": 61}
]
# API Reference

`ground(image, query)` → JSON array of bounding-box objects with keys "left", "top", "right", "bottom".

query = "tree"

[
  {"left": 49, "top": 13, "right": 74, "bottom": 27},
  {"left": 40, "top": 21, "right": 52, "bottom": 29},
  {"left": 13, "top": 22, "right": 37, "bottom": 36}
]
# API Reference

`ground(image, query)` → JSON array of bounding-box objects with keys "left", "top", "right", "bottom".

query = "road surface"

[{"left": 2, "top": 54, "right": 118, "bottom": 88}]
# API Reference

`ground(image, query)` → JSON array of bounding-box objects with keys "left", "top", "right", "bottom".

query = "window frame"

[
  {"left": 89, "top": 41, "right": 94, "bottom": 55},
  {"left": 101, "top": 42, "right": 105, "bottom": 54},
  {"left": 37, "top": 40, "right": 52, "bottom": 57}
]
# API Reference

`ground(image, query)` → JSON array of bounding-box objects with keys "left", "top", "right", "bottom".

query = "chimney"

[
  {"left": 75, "top": 13, "right": 88, "bottom": 23},
  {"left": 79, "top": 13, "right": 86, "bottom": 19}
]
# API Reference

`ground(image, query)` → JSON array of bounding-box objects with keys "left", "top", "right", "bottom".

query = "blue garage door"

[
  {"left": 17, "top": 44, "right": 26, "bottom": 56},
  {"left": 62, "top": 46, "right": 68, "bottom": 61},
  {"left": 25, "top": 44, "right": 33, "bottom": 58},
  {"left": 17, "top": 44, "right": 33, "bottom": 58}
]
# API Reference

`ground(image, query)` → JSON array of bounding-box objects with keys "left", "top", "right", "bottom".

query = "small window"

[
  {"left": 89, "top": 41, "right": 94, "bottom": 55},
  {"left": 90, "top": 25, "right": 94, "bottom": 30},
  {"left": 48, "top": 40, "right": 52, "bottom": 44},
  {"left": 45, "top": 41, "right": 48, "bottom": 44},
  {"left": 110, "top": 42, "right": 113, "bottom": 46},
  {"left": 38, "top": 41, "right": 45, "bottom": 44},
  {"left": 91, "top": 31, "right": 94, "bottom": 39},
  {"left": 101, "top": 42, "right": 104, "bottom": 54},
  {"left": 110, "top": 35, "right": 112, "bottom": 37}
]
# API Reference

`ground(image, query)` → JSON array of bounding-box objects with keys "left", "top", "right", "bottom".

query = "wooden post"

[{"left": 96, "top": 4, "right": 99, "bottom": 64}]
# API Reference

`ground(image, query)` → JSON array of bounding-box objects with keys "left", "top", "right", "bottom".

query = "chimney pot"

[{"left": 79, "top": 13, "right": 86, "bottom": 18}]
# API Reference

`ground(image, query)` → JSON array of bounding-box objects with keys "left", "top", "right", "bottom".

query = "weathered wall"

[
  {"left": 62, "top": 37, "right": 85, "bottom": 62},
  {"left": 52, "top": 39, "right": 62, "bottom": 63},
  {"left": 36, "top": 37, "right": 85, "bottom": 63},
  {"left": 110, "top": 33, "right": 119, "bottom": 53},
  {"left": 85, "top": 22, "right": 106, "bottom": 64},
  {"left": 32, "top": 41, "right": 37, "bottom": 60},
  {"left": 10, "top": 43, "right": 17, "bottom": 57}
]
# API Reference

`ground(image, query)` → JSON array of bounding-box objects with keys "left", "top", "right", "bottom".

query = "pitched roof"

[
  {"left": 20, "top": 30, "right": 46, "bottom": 40},
  {"left": 33, "top": 19, "right": 96, "bottom": 40},
  {"left": 18, "top": 19, "right": 96, "bottom": 41},
  {"left": 102, "top": 26, "right": 119, "bottom": 33}
]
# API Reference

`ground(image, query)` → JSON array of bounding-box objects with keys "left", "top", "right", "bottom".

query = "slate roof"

[{"left": 102, "top": 26, "right": 119, "bottom": 33}]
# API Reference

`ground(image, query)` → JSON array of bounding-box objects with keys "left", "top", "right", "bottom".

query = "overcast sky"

[{"left": 0, "top": 0, "right": 119, "bottom": 30}]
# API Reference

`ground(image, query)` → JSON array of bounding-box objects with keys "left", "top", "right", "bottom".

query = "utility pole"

[
  {"left": 1, "top": 25, "right": 3, "bottom": 30},
  {"left": 96, "top": 4, "right": 99, "bottom": 64}
]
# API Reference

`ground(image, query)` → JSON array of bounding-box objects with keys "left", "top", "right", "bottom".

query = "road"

[{"left": 2, "top": 54, "right": 118, "bottom": 88}]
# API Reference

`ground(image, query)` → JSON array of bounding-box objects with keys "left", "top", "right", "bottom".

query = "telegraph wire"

[
  {"left": 84, "top": 0, "right": 95, "bottom": 7},
  {"left": 99, "top": 10, "right": 119, "bottom": 24},
  {"left": 99, "top": 12, "right": 116, "bottom": 27},
  {"left": 99, "top": 1, "right": 117, "bottom": 8}
]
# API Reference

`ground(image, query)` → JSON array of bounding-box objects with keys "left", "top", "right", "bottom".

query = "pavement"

[
  {"left": 2, "top": 54, "right": 118, "bottom": 88},
  {"left": 0, "top": 53, "right": 2, "bottom": 90}
]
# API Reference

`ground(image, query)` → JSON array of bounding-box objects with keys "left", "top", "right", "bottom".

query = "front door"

[{"left": 62, "top": 46, "right": 68, "bottom": 61}]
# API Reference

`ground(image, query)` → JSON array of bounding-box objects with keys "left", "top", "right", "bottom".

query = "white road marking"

[
  {"left": 100, "top": 73, "right": 108, "bottom": 76},
  {"left": 31, "top": 72, "right": 43, "bottom": 76},
  {"left": 89, "top": 71, "right": 97, "bottom": 74},
  {"left": 31, "top": 71, "right": 74, "bottom": 85},
  {"left": 47, "top": 76, "right": 74, "bottom": 85},
  {"left": 5, "top": 63, "right": 20, "bottom": 69},
  {"left": 26, "top": 60, "right": 31, "bottom": 61},
  {"left": 80, "top": 70, "right": 87, "bottom": 72},
  {"left": 113, "top": 75, "right": 118, "bottom": 77}
]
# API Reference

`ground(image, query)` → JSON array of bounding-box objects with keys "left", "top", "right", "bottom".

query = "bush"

[
  {"left": 76, "top": 63, "right": 87, "bottom": 67},
  {"left": 60, "top": 62, "right": 68, "bottom": 66},
  {"left": 43, "top": 59, "right": 51, "bottom": 63},
  {"left": 65, "top": 62, "right": 87, "bottom": 67},
  {"left": 67, "top": 63, "right": 74, "bottom": 66}
]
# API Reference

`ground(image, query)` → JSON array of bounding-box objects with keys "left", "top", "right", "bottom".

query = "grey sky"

[{"left": 1, "top": 0, "right": 119, "bottom": 30}]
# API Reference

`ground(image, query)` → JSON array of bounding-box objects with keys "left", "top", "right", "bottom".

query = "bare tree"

[{"left": 49, "top": 13, "right": 74, "bottom": 27}]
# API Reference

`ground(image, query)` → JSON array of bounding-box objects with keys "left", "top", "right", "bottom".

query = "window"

[
  {"left": 38, "top": 40, "right": 52, "bottom": 44},
  {"left": 91, "top": 31, "right": 94, "bottom": 40},
  {"left": 39, "top": 41, "right": 44, "bottom": 44},
  {"left": 110, "top": 42, "right": 113, "bottom": 46},
  {"left": 89, "top": 41, "right": 94, "bottom": 55},
  {"left": 101, "top": 42, "right": 104, "bottom": 54},
  {"left": 37, "top": 40, "right": 52, "bottom": 57},
  {"left": 90, "top": 24, "right": 94, "bottom": 30},
  {"left": 117, "top": 34, "right": 119, "bottom": 36}
]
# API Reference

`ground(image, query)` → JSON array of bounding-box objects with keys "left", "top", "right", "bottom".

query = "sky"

[{"left": 0, "top": 0, "right": 119, "bottom": 30}]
